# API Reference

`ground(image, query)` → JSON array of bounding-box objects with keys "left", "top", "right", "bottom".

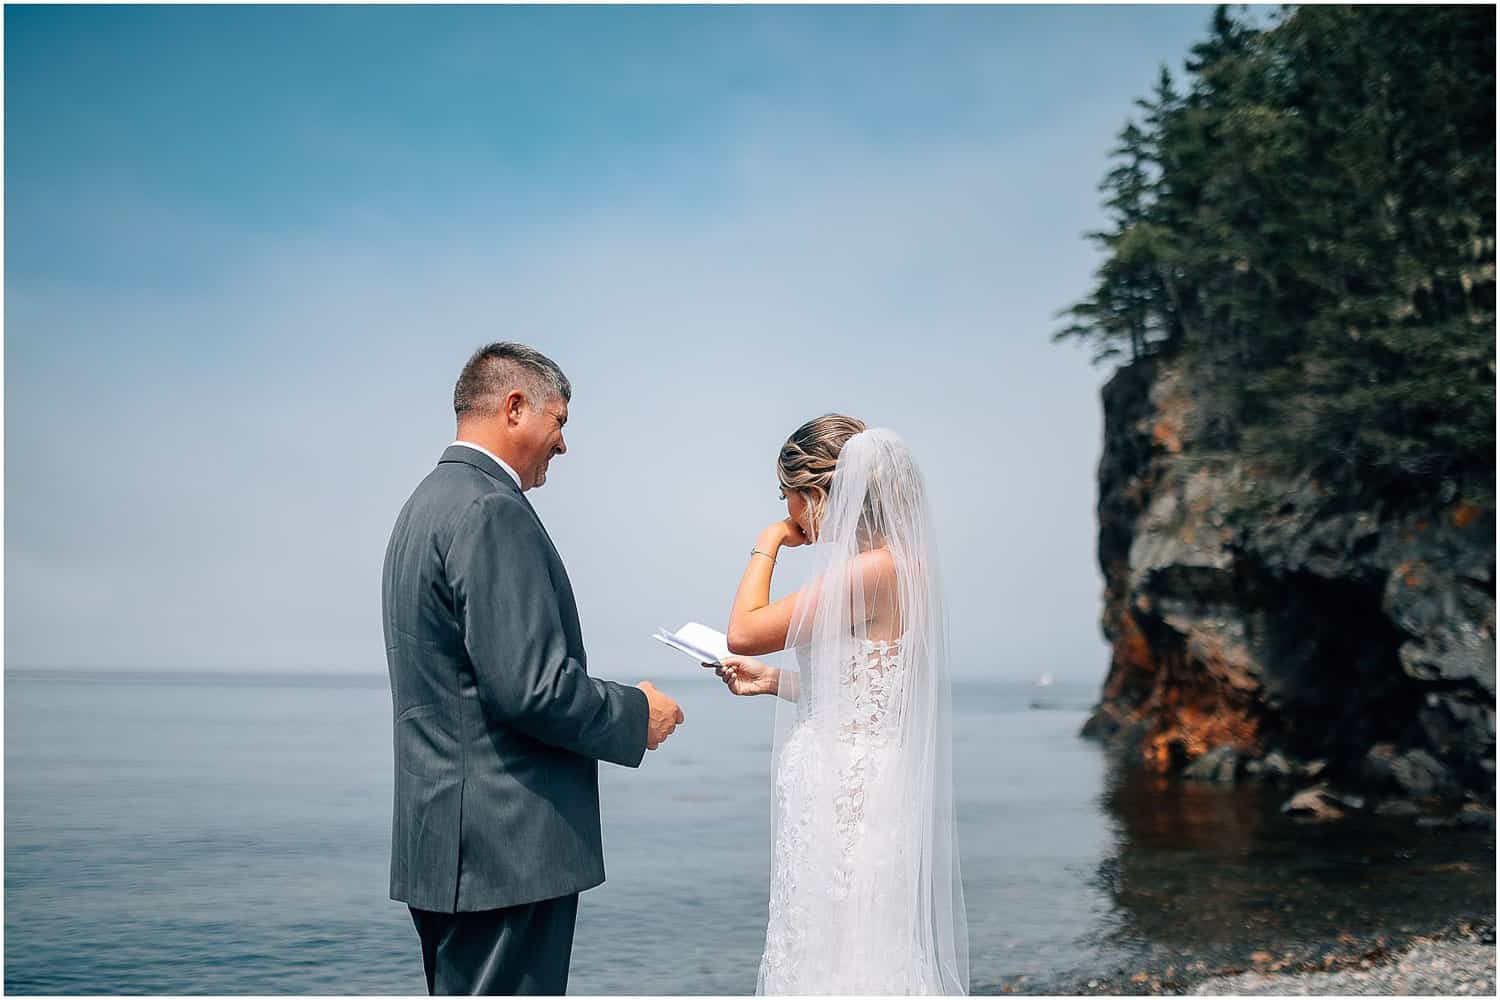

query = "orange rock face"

[{"left": 1086, "top": 357, "right": 1495, "bottom": 797}]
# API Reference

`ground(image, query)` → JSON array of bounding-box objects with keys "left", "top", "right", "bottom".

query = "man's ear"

[{"left": 504, "top": 389, "right": 528, "bottom": 426}]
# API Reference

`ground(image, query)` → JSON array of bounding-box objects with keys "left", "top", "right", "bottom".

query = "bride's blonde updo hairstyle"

[{"left": 777, "top": 413, "right": 867, "bottom": 536}]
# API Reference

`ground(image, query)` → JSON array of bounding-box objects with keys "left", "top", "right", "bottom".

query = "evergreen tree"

[{"left": 1057, "top": 4, "right": 1495, "bottom": 498}]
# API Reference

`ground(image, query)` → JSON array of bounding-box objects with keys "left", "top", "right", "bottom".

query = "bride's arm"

[
  {"left": 725, "top": 520, "right": 806, "bottom": 655},
  {"left": 727, "top": 527, "right": 898, "bottom": 656}
]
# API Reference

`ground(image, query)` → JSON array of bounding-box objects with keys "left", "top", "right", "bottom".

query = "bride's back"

[{"left": 768, "top": 426, "right": 967, "bottom": 995}]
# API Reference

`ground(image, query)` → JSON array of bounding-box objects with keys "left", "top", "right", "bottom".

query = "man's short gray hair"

[{"left": 453, "top": 342, "right": 572, "bottom": 419}]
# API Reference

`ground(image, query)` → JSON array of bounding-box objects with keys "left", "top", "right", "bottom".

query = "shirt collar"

[{"left": 448, "top": 440, "right": 523, "bottom": 490}]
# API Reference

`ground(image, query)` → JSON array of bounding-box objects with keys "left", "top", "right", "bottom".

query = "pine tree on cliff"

[
  {"left": 1057, "top": 4, "right": 1496, "bottom": 499},
  {"left": 1246, "top": 5, "right": 1497, "bottom": 493},
  {"left": 1054, "top": 66, "right": 1188, "bottom": 365}
]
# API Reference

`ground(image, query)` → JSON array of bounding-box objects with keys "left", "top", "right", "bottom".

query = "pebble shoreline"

[{"left": 1192, "top": 927, "right": 1496, "bottom": 996}]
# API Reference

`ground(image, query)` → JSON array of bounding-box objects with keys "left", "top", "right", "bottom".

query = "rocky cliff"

[{"left": 1083, "top": 357, "right": 1496, "bottom": 811}]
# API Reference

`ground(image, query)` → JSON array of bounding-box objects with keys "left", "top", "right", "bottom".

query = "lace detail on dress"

[
  {"left": 830, "top": 637, "right": 904, "bottom": 903},
  {"left": 838, "top": 637, "right": 904, "bottom": 742},
  {"left": 758, "top": 635, "right": 941, "bottom": 995}
]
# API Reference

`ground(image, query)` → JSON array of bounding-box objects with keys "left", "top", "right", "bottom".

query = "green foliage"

[{"left": 1057, "top": 4, "right": 1496, "bottom": 497}]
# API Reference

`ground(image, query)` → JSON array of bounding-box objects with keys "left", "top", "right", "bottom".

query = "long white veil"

[{"left": 763, "top": 428, "right": 968, "bottom": 995}]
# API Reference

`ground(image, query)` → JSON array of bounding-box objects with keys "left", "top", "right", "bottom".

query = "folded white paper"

[{"left": 651, "top": 622, "right": 731, "bottom": 666}]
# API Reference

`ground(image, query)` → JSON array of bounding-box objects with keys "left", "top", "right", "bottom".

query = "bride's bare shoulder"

[{"left": 852, "top": 547, "right": 898, "bottom": 584}]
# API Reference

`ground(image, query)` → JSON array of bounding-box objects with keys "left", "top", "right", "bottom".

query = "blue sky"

[{"left": 6, "top": 4, "right": 1217, "bottom": 678}]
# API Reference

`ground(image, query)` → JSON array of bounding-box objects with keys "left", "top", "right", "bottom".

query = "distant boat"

[{"left": 1035, "top": 672, "right": 1055, "bottom": 687}]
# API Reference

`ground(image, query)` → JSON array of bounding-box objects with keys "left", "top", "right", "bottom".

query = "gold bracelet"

[{"left": 750, "top": 548, "right": 776, "bottom": 564}]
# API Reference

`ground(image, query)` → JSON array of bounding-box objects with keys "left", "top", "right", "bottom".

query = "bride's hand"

[
  {"left": 703, "top": 655, "right": 778, "bottom": 697},
  {"left": 774, "top": 517, "right": 809, "bottom": 548}
]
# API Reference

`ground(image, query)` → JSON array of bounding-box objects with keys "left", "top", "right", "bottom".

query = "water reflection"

[{"left": 1086, "top": 759, "right": 1495, "bottom": 985}]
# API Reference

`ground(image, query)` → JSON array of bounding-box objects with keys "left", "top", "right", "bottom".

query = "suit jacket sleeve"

[{"left": 447, "top": 492, "right": 650, "bottom": 768}]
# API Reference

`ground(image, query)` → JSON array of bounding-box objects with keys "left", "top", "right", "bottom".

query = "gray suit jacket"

[{"left": 383, "top": 445, "right": 650, "bottom": 913}]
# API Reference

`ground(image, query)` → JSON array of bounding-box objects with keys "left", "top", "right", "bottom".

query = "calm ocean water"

[{"left": 6, "top": 669, "right": 1493, "bottom": 995}]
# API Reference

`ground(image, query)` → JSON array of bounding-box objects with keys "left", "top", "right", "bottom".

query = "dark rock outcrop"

[{"left": 1083, "top": 357, "right": 1496, "bottom": 802}]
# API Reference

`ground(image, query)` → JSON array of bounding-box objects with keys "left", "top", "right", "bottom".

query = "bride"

[{"left": 710, "top": 414, "right": 969, "bottom": 995}]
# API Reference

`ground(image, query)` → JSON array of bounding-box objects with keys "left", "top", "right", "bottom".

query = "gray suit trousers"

[{"left": 409, "top": 894, "right": 579, "bottom": 995}]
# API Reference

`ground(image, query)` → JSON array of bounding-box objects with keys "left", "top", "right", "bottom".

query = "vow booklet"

[{"left": 652, "top": 622, "right": 731, "bottom": 666}]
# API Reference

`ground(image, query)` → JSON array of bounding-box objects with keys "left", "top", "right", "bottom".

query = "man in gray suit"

[{"left": 383, "top": 342, "right": 684, "bottom": 995}]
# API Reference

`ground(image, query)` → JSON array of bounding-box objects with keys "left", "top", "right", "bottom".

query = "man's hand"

[{"left": 637, "top": 681, "right": 684, "bottom": 750}]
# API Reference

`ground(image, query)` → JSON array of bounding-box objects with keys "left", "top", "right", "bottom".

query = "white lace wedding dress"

[
  {"left": 754, "top": 429, "right": 968, "bottom": 996},
  {"left": 758, "top": 634, "right": 943, "bottom": 994}
]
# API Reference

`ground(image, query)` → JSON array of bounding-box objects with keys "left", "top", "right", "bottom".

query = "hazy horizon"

[{"left": 5, "top": 5, "right": 1218, "bottom": 681}]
